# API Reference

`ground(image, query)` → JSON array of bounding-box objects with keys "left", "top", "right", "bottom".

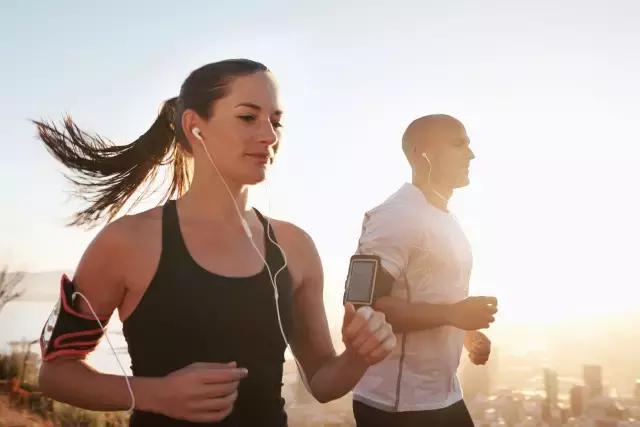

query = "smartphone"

[{"left": 344, "top": 255, "right": 380, "bottom": 307}]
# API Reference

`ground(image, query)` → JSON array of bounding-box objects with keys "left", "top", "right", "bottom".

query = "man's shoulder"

[{"left": 366, "top": 187, "right": 425, "bottom": 229}]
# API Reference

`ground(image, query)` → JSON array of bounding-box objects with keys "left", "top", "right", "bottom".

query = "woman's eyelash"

[{"left": 238, "top": 115, "right": 283, "bottom": 129}]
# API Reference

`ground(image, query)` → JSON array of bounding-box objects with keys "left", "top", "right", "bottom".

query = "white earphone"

[
  {"left": 421, "top": 152, "right": 431, "bottom": 165},
  {"left": 192, "top": 127, "right": 203, "bottom": 143},
  {"left": 421, "top": 151, "right": 449, "bottom": 203}
]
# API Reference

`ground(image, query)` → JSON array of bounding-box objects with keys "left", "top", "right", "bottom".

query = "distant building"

[
  {"left": 570, "top": 385, "right": 585, "bottom": 417},
  {"left": 584, "top": 364, "right": 603, "bottom": 397},
  {"left": 559, "top": 405, "right": 571, "bottom": 425},
  {"left": 543, "top": 368, "right": 558, "bottom": 406},
  {"left": 541, "top": 398, "right": 552, "bottom": 423}
]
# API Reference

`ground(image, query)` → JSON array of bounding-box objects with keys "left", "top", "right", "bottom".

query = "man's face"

[{"left": 422, "top": 121, "right": 475, "bottom": 188}]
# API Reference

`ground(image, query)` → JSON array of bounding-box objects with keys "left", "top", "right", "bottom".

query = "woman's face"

[{"left": 195, "top": 71, "right": 283, "bottom": 185}]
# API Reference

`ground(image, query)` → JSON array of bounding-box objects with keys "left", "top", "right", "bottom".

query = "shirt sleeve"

[{"left": 355, "top": 205, "right": 421, "bottom": 281}]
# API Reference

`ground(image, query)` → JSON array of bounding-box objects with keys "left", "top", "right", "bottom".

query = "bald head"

[
  {"left": 401, "top": 114, "right": 474, "bottom": 189},
  {"left": 402, "top": 114, "right": 464, "bottom": 161}
]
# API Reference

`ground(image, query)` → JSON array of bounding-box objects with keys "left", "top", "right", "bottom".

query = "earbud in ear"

[
  {"left": 192, "top": 127, "right": 203, "bottom": 142},
  {"left": 421, "top": 152, "right": 431, "bottom": 164}
]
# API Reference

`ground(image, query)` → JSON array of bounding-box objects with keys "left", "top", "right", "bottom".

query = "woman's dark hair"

[{"left": 34, "top": 59, "right": 268, "bottom": 227}]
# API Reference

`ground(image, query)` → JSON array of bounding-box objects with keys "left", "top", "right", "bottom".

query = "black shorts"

[{"left": 353, "top": 399, "right": 474, "bottom": 427}]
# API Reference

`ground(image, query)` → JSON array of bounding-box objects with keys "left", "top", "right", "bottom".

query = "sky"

[{"left": 1, "top": 0, "right": 639, "bottom": 328}]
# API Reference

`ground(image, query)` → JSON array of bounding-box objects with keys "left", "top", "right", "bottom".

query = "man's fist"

[
  {"left": 464, "top": 331, "right": 491, "bottom": 365},
  {"left": 448, "top": 296, "right": 498, "bottom": 330}
]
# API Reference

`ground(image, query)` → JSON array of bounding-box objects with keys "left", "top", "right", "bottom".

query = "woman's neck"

[{"left": 179, "top": 163, "right": 251, "bottom": 223}]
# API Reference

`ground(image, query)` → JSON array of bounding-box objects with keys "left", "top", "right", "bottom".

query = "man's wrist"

[
  {"left": 463, "top": 330, "right": 477, "bottom": 350},
  {"left": 441, "top": 302, "right": 458, "bottom": 327}
]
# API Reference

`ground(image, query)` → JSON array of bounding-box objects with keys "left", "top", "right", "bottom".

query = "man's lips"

[{"left": 246, "top": 152, "right": 271, "bottom": 163}]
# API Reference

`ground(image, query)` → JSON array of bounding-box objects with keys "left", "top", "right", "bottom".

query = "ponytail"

[{"left": 33, "top": 97, "right": 191, "bottom": 226}]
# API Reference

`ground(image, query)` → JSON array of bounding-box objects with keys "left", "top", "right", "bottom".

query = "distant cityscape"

[
  {"left": 279, "top": 355, "right": 640, "bottom": 426},
  {"left": 462, "top": 356, "right": 640, "bottom": 427}
]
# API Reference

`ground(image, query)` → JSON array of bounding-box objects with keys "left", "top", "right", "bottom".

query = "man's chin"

[{"left": 453, "top": 176, "right": 471, "bottom": 188}]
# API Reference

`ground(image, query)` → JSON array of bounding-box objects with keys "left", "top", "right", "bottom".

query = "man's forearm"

[
  {"left": 374, "top": 296, "right": 453, "bottom": 333},
  {"left": 309, "top": 352, "right": 369, "bottom": 403}
]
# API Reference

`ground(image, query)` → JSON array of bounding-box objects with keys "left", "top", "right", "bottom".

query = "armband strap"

[
  {"left": 372, "top": 264, "right": 394, "bottom": 300},
  {"left": 39, "top": 275, "right": 110, "bottom": 361}
]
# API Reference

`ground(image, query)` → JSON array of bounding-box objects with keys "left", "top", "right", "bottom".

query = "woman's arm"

[
  {"left": 39, "top": 215, "right": 244, "bottom": 423},
  {"left": 39, "top": 218, "right": 133, "bottom": 409},
  {"left": 275, "top": 222, "right": 395, "bottom": 403}
]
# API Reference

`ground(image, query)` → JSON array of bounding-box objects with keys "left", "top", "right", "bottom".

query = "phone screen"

[{"left": 345, "top": 259, "right": 377, "bottom": 304}]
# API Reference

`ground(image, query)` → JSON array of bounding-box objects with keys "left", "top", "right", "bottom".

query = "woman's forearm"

[
  {"left": 309, "top": 351, "right": 369, "bottom": 403},
  {"left": 39, "top": 359, "right": 158, "bottom": 412}
]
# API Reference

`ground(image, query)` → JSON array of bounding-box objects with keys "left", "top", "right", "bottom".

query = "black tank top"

[{"left": 122, "top": 200, "right": 294, "bottom": 426}]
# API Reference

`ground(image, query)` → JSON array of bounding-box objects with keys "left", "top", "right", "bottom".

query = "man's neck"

[{"left": 412, "top": 177, "right": 452, "bottom": 212}]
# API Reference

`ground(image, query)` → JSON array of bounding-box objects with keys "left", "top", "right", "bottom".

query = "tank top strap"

[
  {"left": 253, "top": 208, "right": 285, "bottom": 272},
  {"left": 160, "top": 199, "right": 190, "bottom": 263}
]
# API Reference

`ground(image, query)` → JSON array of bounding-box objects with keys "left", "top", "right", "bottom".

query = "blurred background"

[{"left": 1, "top": 1, "right": 639, "bottom": 425}]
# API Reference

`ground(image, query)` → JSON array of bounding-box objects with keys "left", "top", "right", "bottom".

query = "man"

[{"left": 350, "top": 114, "right": 498, "bottom": 426}]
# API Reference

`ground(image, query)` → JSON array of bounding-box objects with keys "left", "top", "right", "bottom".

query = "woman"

[{"left": 36, "top": 59, "right": 396, "bottom": 426}]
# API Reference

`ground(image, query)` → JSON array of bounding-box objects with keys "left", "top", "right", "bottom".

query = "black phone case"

[{"left": 343, "top": 255, "right": 393, "bottom": 308}]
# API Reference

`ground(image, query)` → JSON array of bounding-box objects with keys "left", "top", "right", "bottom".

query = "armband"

[
  {"left": 343, "top": 255, "right": 394, "bottom": 308},
  {"left": 39, "top": 275, "right": 109, "bottom": 361}
]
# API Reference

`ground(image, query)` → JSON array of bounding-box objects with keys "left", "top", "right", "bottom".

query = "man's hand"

[
  {"left": 464, "top": 331, "right": 491, "bottom": 365},
  {"left": 447, "top": 296, "right": 498, "bottom": 330},
  {"left": 342, "top": 304, "right": 396, "bottom": 366}
]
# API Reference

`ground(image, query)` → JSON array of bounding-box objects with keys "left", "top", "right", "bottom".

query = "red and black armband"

[{"left": 39, "top": 275, "right": 110, "bottom": 361}]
